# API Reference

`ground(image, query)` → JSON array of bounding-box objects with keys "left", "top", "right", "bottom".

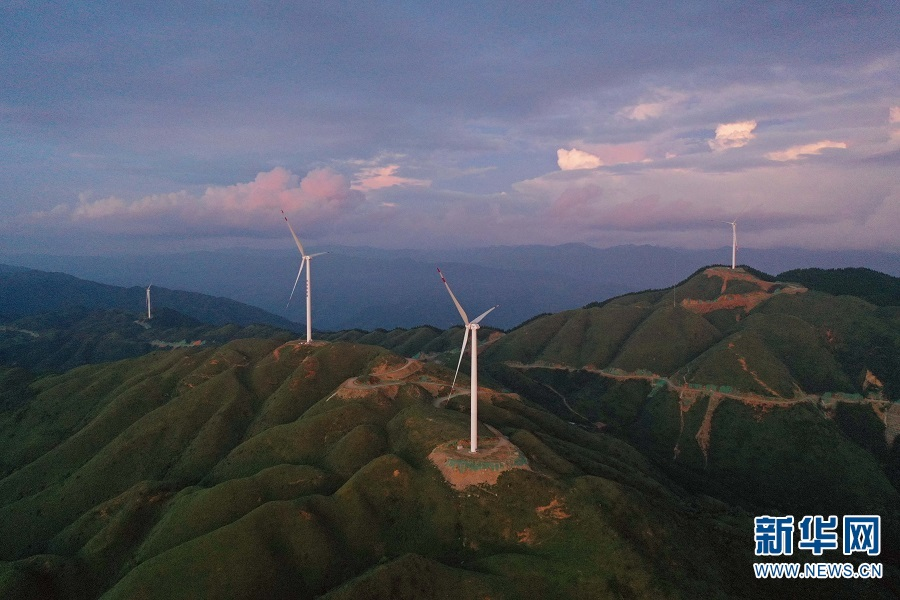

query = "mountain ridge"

[
  {"left": 4, "top": 244, "right": 898, "bottom": 330},
  {"left": 0, "top": 265, "right": 301, "bottom": 332}
]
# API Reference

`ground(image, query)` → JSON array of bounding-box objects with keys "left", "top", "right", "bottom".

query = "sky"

[{"left": 1, "top": 1, "right": 898, "bottom": 254}]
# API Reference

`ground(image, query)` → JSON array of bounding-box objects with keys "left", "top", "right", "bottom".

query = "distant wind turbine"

[
  {"left": 722, "top": 220, "right": 737, "bottom": 269},
  {"left": 282, "top": 210, "right": 328, "bottom": 343},
  {"left": 438, "top": 268, "right": 498, "bottom": 453},
  {"left": 146, "top": 284, "right": 152, "bottom": 320}
]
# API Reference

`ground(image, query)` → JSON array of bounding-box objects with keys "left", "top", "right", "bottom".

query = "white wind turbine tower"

[
  {"left": 722, "top": 220, "right": 737, "bottom": 269},
  {"left": 282, "top": 210, "right": 328, "bottom": 343},
  {"left": 146, "top": 285, "right": 152, "bottom": 320},
  {"left": 438, "top": 268, "right": 498, "bottom": 453}
]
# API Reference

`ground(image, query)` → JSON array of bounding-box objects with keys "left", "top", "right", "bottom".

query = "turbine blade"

[
  {"left": 471, "top": 305, "right": 499, "bottom": 325},
  {"left": 286, "top": 260, "right": 305, "bottom": 307},
  {"left": 437, "top": 268, "right": 469, "bottom": 324},
  {"left": 281, "top": 210, "right": 307, "bottom": 256},
  {"left": 450, "top": 326, "right": 470, "bottom": 397},
  {"left": 307, "top": 251, "right": 328, "bottom": 258}
]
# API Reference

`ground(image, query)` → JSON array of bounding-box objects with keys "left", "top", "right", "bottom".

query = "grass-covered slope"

[
  {"left": 778, "top": 267, "right": 900, "bottom": 307},
  {"left": 321, "top": 325, "right": 503, "bottom": 359},
  {"left": 0, "top": 306, "right": 294, "bottom": 373},
  {"left": 481, "top": 266, "right": 900, "bottom": 571},
  {"left": 486, "top": 266, "right": 900, "bottom": 399},
  {"left": 0, "top": 338, "right": 854, "bottom": 599}
]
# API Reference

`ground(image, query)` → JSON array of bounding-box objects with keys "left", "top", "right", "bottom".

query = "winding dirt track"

[{"left": 504, "top": 361, "right": 898, "bottom": 448}]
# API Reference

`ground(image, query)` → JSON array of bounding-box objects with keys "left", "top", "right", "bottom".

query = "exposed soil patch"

[
  {"left": 428, "top": 436, "right": 530, "bottom": 491},
  {"left": 536, "top": 498, "right": 570, "bottom": 520},
  {"left": 682, "top": 291, "right": 773, "bottom": 314},
  {"left": 737, "top": 356, "right": 782, "bottom": 398},
  {"left": 695, "top": 395, "right": 722, "bottom": 466},
  {"left": 681, "top": 267, "right": 806, "bottom": 315},
  {"left": 710, "top": 267, "right": 778, "bottom": 293}
]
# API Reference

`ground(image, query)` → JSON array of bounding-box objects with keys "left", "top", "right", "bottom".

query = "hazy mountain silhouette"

[
  {"left": 3, "top": 244, "right": 898, "bottom": 330},
  {"left": 0, "top": 265, "right": 301, "bottom": 331}
]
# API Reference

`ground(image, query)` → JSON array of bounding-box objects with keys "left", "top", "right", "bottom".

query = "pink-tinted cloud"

[
  {"left": 546, "top": 185, "right": 603, "bottom": 218},
  {"left": 546, "top": 185, "right": 696, "bottom": 230},
  {"left": 578, "top": 142, "right": 649, "bottom": 165},
  {"left": 351, "top": 165, "right": 431, "bottom": 191},
  {"left": 764, "top": 140, "right": 847, "bottom": 162},
  {"left": 890, "top": 106, "right": 900, "bottom": 124},
  {"left": 602, "top": 195, "right": 696, "bottom": 229},
  {"left": 31, "top": 167, "right": 367, "bottom": 235}
]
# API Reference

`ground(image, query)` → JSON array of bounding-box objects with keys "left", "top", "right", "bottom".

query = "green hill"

[
  {"left": 1, "top": 338, "right": 878, "bottom": 599},
  {"left": 486, "top": 266, "right": 899, "bottom": 399},
  {"left": 321, "top": 325, "right": 504, "bottom": 360},
  {"left": 778, "top": 267, "right": 900, "bottom": 307},
  {"left": 0, "top": 265, "right": 301, "bottom": 331},
  {"left": 0, "top": 306, "right": 294, "bottom": 373},
  {"left": 480, "top": 267, "right": 900, "bottom": 557}
]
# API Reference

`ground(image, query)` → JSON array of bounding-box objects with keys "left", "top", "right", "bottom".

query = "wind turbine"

[
  {"left": 438, "top": 268, "right": 498, "bottom": 453},
  {"left": 146, "top": 284, "right": 152, "bottom": 320},
  {"left": 722, "top": 220, "right": 737, "bottom": 269},
  {"left": 282, "top": 210, "right": 328, "bottom": 343}
]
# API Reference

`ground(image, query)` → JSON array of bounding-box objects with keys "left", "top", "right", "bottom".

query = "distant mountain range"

[
  {"left": 0, "top": 264, "right": 301, "bottom": 332},
  {"left": 3, "top": 244, "right": 898, "bottom": 330}
]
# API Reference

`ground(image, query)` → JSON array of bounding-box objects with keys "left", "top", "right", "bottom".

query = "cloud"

[
  {"left": 509, "top": 155, "right": 895, "bottom": 247},
  {"left": 618, "top": 89, "right": 688, "bottom": 121},
  {"left": 620, "top": 102, "right": 668, "bottom": 121},
  {"left": 708, "top": 120, "right": 757, "bottom": 151},
  {"left": 32, "top": 167, "right": 367, "bottom": 236},
  {"left": 764, "top": 140, "right": 848, "bottom": 162},
  {"left": 891, "top": 106, "right": 900, "bottom": 124},
  {"left": 547, "top": 187, "right": 697, "bottom": 230},
  {"left": 557, "top": 148, "right": 603, "bottom": 170},
  {"left": 352, "top": 164, "right": 431, "bottom": 191},
  {"left": 576, "top": 142, "right": 648, "bottom": 165}
]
